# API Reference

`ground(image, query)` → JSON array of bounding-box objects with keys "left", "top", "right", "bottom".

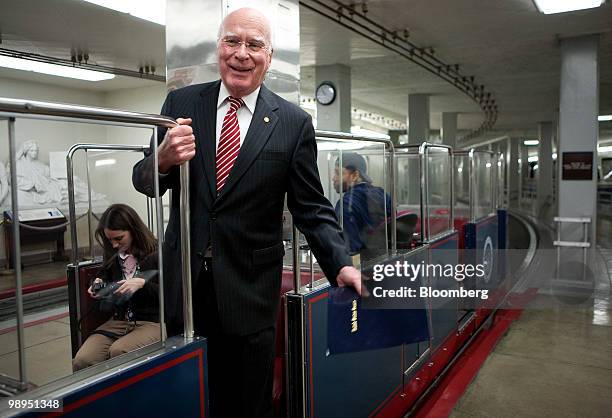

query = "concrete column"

[
  {"left": 388, "top": 129, "right": 406, "bottom": 146},
  {"left": 537, "top": 122, "right": 554, "bottom": 222},
  {"left": 315, "top": 64, "right": 351, "bottom": 132},
  {"left": 508, "top": 138, "right": 520, "bottom": 208},
  {"left": 558, "top": 35, "right": 599, "bottom": 244},
  {"left": 441, "top": 112, "right": 457, "bottom": 148},
  {"left": 520, "top": 143, "right": 529, "bottom": 202},
  {"left": 520, "top": 144, "right": 529, "bottom": 180},
  {"left": 407, "top": 94, "right": 430, "bottom": 144}
]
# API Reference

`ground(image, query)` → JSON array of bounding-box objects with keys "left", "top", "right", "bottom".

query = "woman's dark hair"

[{"left": 95, "top": 204, "right": 157, "bottom": 269}]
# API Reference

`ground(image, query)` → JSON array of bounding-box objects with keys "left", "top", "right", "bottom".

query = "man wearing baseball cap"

[{"left": 333, "top": 152, "right": 392, "bottom": 260}]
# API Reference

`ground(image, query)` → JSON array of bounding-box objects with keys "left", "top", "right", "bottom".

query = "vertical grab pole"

[
  {"left": 293, "top": 225, "right": 301, "bottom": 293},
  {"left": 418, "top": 143, "right": 427, "bottom": 243},
  {"left": 389, "top": 143, "right": 397, "bottom": 252},
  {"left": 66, "top": 148, "right": 82, "bottom": 346},
  {"left": 8, "top": 117, "right": 27, "bottom": 388},
  {"left": 86, "top": 149, "right": 95, "bottom": 260},
  {"left": 153, "top": 128, "right": 168, "bottom": 341},
  {"left": 450, "top": 148, "right": 454, "bottom": 233},
  {"left": 67, "top": 151, "right": 79, "bottom": 264},
  {"left": 180, "top": 162, "right": 193, "bottom": 339},
  {"left": 469, "top": 149, "right": 476, "bottom": 222}
]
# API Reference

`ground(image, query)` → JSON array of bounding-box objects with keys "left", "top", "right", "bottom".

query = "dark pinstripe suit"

[
  {"left": 133, "top": 80, "right": 350, "bottom": 415},
  {"left": 133, "top": 79, "right": 350, "bottom": 333}
]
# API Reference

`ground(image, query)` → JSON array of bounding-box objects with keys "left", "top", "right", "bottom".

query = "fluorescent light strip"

[
  {"left": 0, "top": 55, "right": 114, "bottom": 81},
  {"left": 95, "top": 159, "right": 117, "bottom": 167},
  {"left": 351, "top": 126, "right": 391, "bottom": 140},
  {"left": 533, "top": 0, "right": 605, "bottom": 14},
  {"left": 599, "top": 145, "right": 612, "bottom": 153},
  {"left": 599, "top": 115, "right": 612, "bottom": 122},
  {"left": 82, "top": 0, "right": 165, "bottom": 25},
  {"left": 524, "top": 140, "right": 539, "bottom": 146}
]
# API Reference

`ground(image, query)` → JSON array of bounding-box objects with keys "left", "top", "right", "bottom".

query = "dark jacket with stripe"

[
  {"left": 97, "top": 251, "right": 159, "bottom": 323},
  {"left": 132, "top": 81, "right": 351, "bottom": 335}
]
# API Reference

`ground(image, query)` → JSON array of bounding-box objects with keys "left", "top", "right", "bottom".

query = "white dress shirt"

[
  {"left": 215, "top": 83, "right": 260, "bottom": 152},
  {"left": 158, "top": 83, "right": 260, "bottom": 180}
]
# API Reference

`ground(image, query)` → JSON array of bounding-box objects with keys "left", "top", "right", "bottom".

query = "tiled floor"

[{"left": 0, "top": 313, "right": 73, "bottom": 387}]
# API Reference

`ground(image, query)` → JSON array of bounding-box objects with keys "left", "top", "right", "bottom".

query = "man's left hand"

[{"left": 336, "top": 266, "right": 362, "bottom": 296}]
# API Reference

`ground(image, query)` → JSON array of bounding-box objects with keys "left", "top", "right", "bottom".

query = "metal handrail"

[
  {"left": 0, "top": 97, "right": 176, "bottom": 127},
  {"left": 291, "top": 131, "right": 396, "bottom": 292},
  {"left": 66, "top": 143, "right": 150, "bottom": 263},
  {"left": 0, "top": 97, "right": 195, "bottom": 389}
]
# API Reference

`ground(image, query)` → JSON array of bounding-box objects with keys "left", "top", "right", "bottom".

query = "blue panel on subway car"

[
  {"left": 427, "top": 232, "right": 459, "bottom": 350},
  {"left": 304, "top": 286, "right": 403, "bottom": 418},
  {"left": 16, "top": 337, "right": 207, "bottom": 418}
]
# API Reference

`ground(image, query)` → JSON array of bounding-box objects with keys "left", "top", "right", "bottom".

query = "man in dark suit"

[{"left": 133, "top": 7, "right": 361, "bottom": 417}]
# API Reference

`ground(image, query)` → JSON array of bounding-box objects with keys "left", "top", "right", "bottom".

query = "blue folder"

[{"left": 327, "top": 287, "right": 430, "bottom": 354}]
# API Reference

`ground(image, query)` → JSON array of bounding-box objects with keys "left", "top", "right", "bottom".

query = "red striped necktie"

[{"left": 216, "top": 96, "right": 244, "bottom": 193}]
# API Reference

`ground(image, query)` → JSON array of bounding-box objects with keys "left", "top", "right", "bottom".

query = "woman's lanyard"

[{"left": 118, "top": 252, "right": 139, "bottom": 323}]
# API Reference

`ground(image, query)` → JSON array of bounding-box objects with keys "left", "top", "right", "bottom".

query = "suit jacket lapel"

[
  {"left": 196, "top": 81, "right": 221, "bottom": 200},
  {"left": 216, "top": 85, "right": 279, "bottom": 201}
]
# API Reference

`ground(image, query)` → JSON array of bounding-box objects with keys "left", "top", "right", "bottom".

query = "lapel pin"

[{"left": 264, "top": 116, "right": 270, "bottom": 123}]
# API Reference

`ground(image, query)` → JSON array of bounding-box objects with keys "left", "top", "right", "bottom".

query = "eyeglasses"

[{"left": 220, "top": 38, "right": 270, "bottom": 53}]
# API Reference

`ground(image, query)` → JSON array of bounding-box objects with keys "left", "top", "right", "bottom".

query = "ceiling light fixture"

[
  {"left": 524, "top": 140, "right": 539, "bottom": 146},
  {"left": 599, "top": 115, "right": 612, "bottom": 121},
  {"left": 95, "top": 159, "right": 117, "bottom": 167},
  {"left": 598, "top": 145, "right": 612, "bottom": 153},
  {"left": 82, "top": 0, "right": 165, "bottom": 25},
  {"left": 532, "top": 0, "right": 605, "bottom": 14},
  {"left": 0, "top": 55, "right": 115, "bottom": 81}
]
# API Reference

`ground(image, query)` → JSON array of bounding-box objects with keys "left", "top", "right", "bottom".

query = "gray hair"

[{"left": 217, "top": 8, "right": 274, "bottom": 50}]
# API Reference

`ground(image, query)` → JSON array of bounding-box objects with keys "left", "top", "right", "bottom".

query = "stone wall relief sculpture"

[{"left": 1, "top": 140, "right": 107, "bottom": 211}]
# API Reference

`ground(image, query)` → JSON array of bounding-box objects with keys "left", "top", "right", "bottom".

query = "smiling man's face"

[{"left": 217, "top": 8, "right": 272, "bottom": 98}]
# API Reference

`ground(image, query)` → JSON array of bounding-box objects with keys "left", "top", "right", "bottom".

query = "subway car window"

[
  {"left": 474, "top": 152, "right": 494, "bottom": 220},
  {"left": 318, "top": 139, "right": 390, "bottom": 266},
  {"left": 0, "top": 116, "right": 167, "bottom": 387},
  {"left": 426, "top": 146, "right": 452, "bottom": 239},
  {"left": 395, "top": 149, "right": 420, "bottom": 247}
]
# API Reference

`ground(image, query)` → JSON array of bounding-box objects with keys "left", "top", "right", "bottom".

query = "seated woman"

[{"left": 73, "top": 204, "right": 161, "bottom": 371}]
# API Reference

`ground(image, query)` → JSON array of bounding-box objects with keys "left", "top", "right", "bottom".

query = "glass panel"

[
  {"left": 474, "top": 152, "right": 493, "bottom": 220},
  {"left": 317, "top": 139, "right": 390, "bottom": 267},
  {"left": 454, "top": 154, "right": 471, "bottom": 225},
  {"left": 395, "top": 149, "right": 420, "bottom": 247},
  {"left": 497, "top": 153, "right": 506, "bottom": 208},
  {"left": 426, "top": 146, "right": 452, "bottom": 238},
  {"left": 69, "top": 129, "right": 164, "bottom": 375},
  {"left": 0, "top": 118, "right": 164, "bottom": 390}
]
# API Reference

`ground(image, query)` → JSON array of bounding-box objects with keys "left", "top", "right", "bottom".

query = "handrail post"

[
  {"left": 86, "top": 150, "right": 95, "bottom": 260},
  {"left": 389, "top": 143, "right": 397, "bottom": 252},
  {"left": 7, "top": 117, "right": 27, "bottom": 389},
  {"left": 180, "top": 161, "right": 193, "bottom": 339},
  {"left": 293, "top": 224, "right": 301, "bottom": 293}
]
